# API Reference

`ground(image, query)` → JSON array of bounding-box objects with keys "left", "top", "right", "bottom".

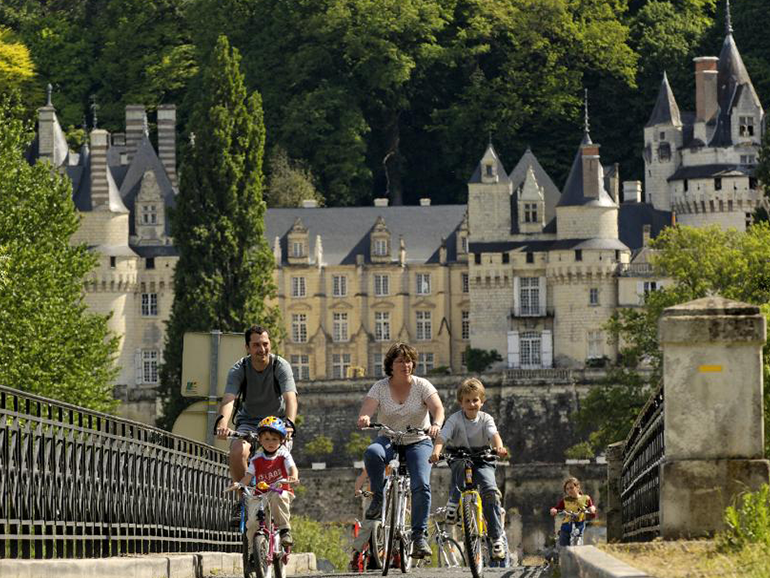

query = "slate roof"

[
  {"left": 467, "top": 144, "right": 512, "bottom": 185},
  {"left": 556, "top": 132, "right": 617, "bottom": 208},
  {"left": 667, "top": 163, "right": 753, "bottom": 181},
  {"left": 508, "top": 148, "right": 561, "bottom": 234},
  {"left": 618, "top": 203, "right": 672, "bottom": 250},
  {"left": 469, "top": 237, "right": 629, "bottom": 254},
  {"left": 265, "top": 205, "right": 467, "bottom": 266},
  {"left": 646, "top": 72, "right": 682, "bottom": 127}
]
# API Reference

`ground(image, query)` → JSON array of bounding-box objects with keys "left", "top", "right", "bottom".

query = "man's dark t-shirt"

[{"left": 225, "top": 354, "right": 297, "bottom": 426}]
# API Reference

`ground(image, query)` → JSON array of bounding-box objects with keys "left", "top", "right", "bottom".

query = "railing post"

[
  {"left": 658, "top": 296, "right": 769, "bottom": 539},
  {"left": 605, "top": 441, "right": 624, "bottom": 541}
]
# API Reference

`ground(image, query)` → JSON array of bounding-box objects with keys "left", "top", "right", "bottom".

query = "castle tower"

[
  {"left": 643, "top": 72, "right": 684, "bottom": 211},
  {"left": 467, "top": 143, "right": 513, "bottom": 242}
]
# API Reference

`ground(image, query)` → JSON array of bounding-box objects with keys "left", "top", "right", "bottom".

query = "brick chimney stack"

[
  {"left": 90, "top": 129, "right": 110, "bottom": 209},
  {"left": 125, "top": 105, "right": 146, "bottom": 163},
  {"left": 581, "top": 144, "right": 602, "bottom": 199},
  {"left": 157, "top": 104, "right": 177, "bottom": 188},
  {"left": 694, "top": 57, "right": 719, "bottom": 122}
]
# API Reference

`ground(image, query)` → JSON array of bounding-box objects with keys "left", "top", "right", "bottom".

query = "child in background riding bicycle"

[
  {"left": 429, "top": 377, "right": 509, "bottom": 560},
  {"left": 350, "top": 467, "right": 375, "bottom": 571},
  {"left": 227, "top": 416, "right": 299, "bottom": 548},
  {"left": 549, "top": 476, "right": 596, "bottom": 546}
]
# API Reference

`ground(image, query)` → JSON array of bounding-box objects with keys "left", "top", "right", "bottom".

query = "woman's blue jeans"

[{"left": 364, "top": 436, "right": 433, "bottom": 537}]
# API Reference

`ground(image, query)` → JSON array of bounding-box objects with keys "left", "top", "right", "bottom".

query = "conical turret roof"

[
  {"left": 646, "top": 72, "right": 682, "bottom": 127},
  {"left": 556, "top": 133, "right": 616, "bottom": 208}
]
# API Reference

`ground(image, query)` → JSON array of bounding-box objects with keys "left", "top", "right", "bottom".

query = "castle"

[{"left": 27, "top": 8, "right": 764, "bottom": 423}]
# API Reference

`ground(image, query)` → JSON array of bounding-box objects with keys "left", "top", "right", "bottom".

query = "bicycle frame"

[{"left": 556, "top": 509, "right": 589, "bottom": 547}]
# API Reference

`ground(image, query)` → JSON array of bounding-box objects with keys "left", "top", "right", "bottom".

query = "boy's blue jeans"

[
  {"left": 448, "top": 459, "right": 503, "bottom": 540},
  {"left": 364, "top": 436, "right": 433, "bottom": 537}
]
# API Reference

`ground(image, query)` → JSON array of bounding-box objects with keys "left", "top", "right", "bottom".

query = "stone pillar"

[
  {"left": 605, "top": 441, "right": 624, "bottom": 542},
  {"left": 658, "top": 296, "right": 769, "bottom": 539}
]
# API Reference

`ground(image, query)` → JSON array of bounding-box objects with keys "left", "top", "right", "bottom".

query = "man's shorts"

[{"left": 233, "top": 421, "right": 294, "bottom": 451}]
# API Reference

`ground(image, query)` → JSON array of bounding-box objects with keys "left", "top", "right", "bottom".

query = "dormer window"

[
  {"left": 456, "top": 210, "right": 469, "bottom": 261},
  {"left": 141, "top": 204, "right": 158, "bottom": 225},
  {"left": 134, "top": 170, "right": 165, "bottom": 245},
  {"left": 461, "top": 235, "right": 468, "bottom": 253},
  {"left": 370, "top": 216, "right": 391, "bottom": 263},
  {"left": 287, "top": 217, "right": 310, "bottom": 264},
  {"left": 374, "top": 238, "right": 388, "bottom": 256},
  {"left": 485, "top": 163, "right": 495, "bottom": 177},
  {"left": 524, "top": 203, "right": 538, "bottom": 223},
  {"left": 292, "top": 241, "right": 304, "bottom": 257},
  {"left": 739, "top": 116, "right": 755, "bottom": 137}
]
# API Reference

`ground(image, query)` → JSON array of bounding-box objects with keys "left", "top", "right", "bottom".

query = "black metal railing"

[
  {"left": 619, "top": 383, "right": 664, "bottom": 541},
  {"left": 0, "top": 385, "right": 239, "bottom": 559}
]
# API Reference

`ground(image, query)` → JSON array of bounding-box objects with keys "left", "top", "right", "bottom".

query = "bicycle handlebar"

[
  {"left": 554, "top": 508, "right": 592, "bottom": 521},
  {"left": 436, "top": 448, "right": 499, "bottom": 464},
  {"left": 227, "top": 478, "right": 296, "bottom": 497},
  {"left": 362, "top": 422, "right": 430, "bottom": 435}
]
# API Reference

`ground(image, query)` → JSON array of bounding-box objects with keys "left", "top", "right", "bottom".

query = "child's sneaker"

[
  {"left": 279, "top": 529, "right": 293, "bottom": 547},
  {"left": 349, "top": 551, "right": 362, "bottom": 572},
  {"left": 445, "top": 502, "right": 458, "bottom": 524},
  {"left": 491, "top": 537, "right": 506, "bottom": 560}
]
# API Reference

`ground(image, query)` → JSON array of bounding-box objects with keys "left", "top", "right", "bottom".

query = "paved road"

[{"left": 280, "top": 567, "right": 551, "bottom": 578}]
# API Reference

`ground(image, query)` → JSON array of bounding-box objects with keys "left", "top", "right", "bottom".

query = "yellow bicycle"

[{"left": 440, "top": 448, "right": 498, "bottom": 578}]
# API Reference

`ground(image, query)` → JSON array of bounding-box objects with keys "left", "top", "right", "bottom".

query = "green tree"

[
  {"left": 0, "top": 93, "right": 119, "bottom": 412},
  {"left": 345, "top": 432, "right": 371, "bottom": 460},
  {"left": 464, "top": 346, "right": 502, "bottom": 373},
  {"left": 157, "top": 35, "right": 281, "bottom": 430},
  {"left": 0, "top": 27, "right": 34, "bottom": 93},
  {"left": 575, "top": 225, "right": 770, "bottom": 453},
  {"left": 264, "top": 145, "right": 324, "bottom": 208}
]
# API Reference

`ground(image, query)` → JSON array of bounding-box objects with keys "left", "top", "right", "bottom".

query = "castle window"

[
  {"left": 416, "top": 273, "right": 431, "bottom": 295},
  {"left": 461, "top": 310, "right": 470, "bottom": 340},
  {"left": 502, "top": 253, "right": 510, "bottom": 264},
  {"left": 575, "top": 250, "right": 583, "bottom": 262},
  {"left": 146, "top": 257, "right": 155, "bottom": 270},
  {"left": 416, "top": 311, "right": 432, "bottom": 340},
  {"left": 526, "top": 252, "right": 534, "bottom": 264},
  {"left": 461, "top": 273, "right": 469, "bottom": 294},
  {"left": 520, "top": 277, "right": 540, "bottom": 316},
  {"left": 333, "top": 312, "right": 349, "bottom": 342},
  {"left": 375, "top": 311, "right": 391, "bottom": 341},
  {"left": 141, "top": 293, "right": 158, "bottom": 317},
  {"left": 110, "top": 256, "right": 116, "bottom": 269},
  {"left": 615, "top": 250, "right": 620, "bottom": 261},
  {"left": 332, "top": 353, "right": 351, "bottom": 379},
  {"left": 461, "top": 350, "right": 467, "bottom": 369},
  {"left": 520, "top": 332, "right": 542, "bottom": 369},
  {"left": 290, "top": 355, "right": 310, "bottom": 381},
  {"left": 460, "top": 236, "right": 468, "bottom": 253},
  {"left": 291, "top": 241, "right": 304, "bottom": 258},
  {"left": 643, "top": 281, "right": 658, "bottom": 299},
  {"left": 659, "top": 131, "right": 666, "bottom": 140},
  {"left": 683, "top": 179, "right": 688, "bottom": 192},
  {"left": 658, "top": 143, "right": 671, "bottom": 162},
  {"left": 739, "top": 116, "right": 755, "bottom": 137},
  {"left": 373, "top": 238, "right": 389, "bottom": 256},
  {"left": 141, "top": 204, "right": 158, "bottom": 225},
  {"left": 142, "top": 350, "right": 159, "bottom": 384},
  {"left": 741, "top": 155, "right": 756, "bottom": 165},
  {"left": 332, "top": 275, "right": 347, "bottom": 297},
  {"left": 485, "top": 163, "right": 495, "bottom": 177},
  {"left": 474, "top": 253, "right": 481, "bottom": 265},
  {"left": 373, "top": 353, "right": 384, "bottom": 377},
  {"left": 418, "top": 352, "right": 434, "bottom": 375},
  {"left": 587, "top": 331, "right": 604, "bottom": 360},
  {"left": 714, "top": 178, "right": 722, "bottom": 191},
  {"left": 291, "top": 276, "right": 306, "bottom": 298},
  {"left": 589, "top": 287, "right": 599, "bottom": 306},
  {"left": 291, "top": 314, "right": 307, "bottom": 343},
  {"left": 524, "top": 203, "right": 538, "bottom": 223},
  {"left": 374, "top": 274, "right": 390, "bottom": 296}
]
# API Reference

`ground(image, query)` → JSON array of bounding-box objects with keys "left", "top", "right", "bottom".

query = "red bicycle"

[{"left": 351, "top": 490, "right": 385, "bottom": 572}]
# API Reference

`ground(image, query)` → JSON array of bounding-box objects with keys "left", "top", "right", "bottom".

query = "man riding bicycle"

[{"left": 215, "top": 325, "right": 298, "bottom": 485}]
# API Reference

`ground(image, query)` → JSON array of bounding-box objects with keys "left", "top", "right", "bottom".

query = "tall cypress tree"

[{"left": 158, "top": 35, "right": 281, "bottom": 430}]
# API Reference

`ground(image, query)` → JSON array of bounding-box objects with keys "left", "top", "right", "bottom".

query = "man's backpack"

[{"left": 232, "top": 354, "right": 283, "bottom": 420}]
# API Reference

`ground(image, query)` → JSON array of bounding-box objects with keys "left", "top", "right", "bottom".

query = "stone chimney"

[
  {"left": 125, "top": 105, "right": 146, "bottom": 164},
  {"left": 90, "top": 129, "right": 111, "bottom": 209},
  {"left": 643, "top": 224, "right": 651, "bottom": 247},
  {"left": 694, "top": 57, "right": 719, "bottom": 122},
  {"left": 419, "top": 198, "right": 431, "bottom": 206},
  {"left": 374, "top": 198, "right": 389, "bottom": 207},
  {"left": 157, "top": 104, "right": 177, "bottom": 188},
  {"left": 581, "top": 144, "right": 602, "bottom": 199},
  {"left": 623, "top": 181, "right": 642, "bottom": 203},
  {"left": 37, "top": 100, "right": 57, "bottom": 165}
]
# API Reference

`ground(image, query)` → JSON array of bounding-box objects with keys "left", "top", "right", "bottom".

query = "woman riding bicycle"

[{"left": 357, "top": 342, "right": 445, "bottom": 559}]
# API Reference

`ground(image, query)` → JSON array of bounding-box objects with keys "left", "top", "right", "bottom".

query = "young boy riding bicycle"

[
  {"left": 429, "top": 378, "right": 508, "bottom": 559},
  {"left": 227, "top": 416, "right": 299, "bottom": 549}
]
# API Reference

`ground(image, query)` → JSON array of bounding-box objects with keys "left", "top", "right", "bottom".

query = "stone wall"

[{"left": 293, "top": 462, "right": 606, "bottom": 555}]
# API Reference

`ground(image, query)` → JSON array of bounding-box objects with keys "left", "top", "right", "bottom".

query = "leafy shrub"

[
  {"left": 292, "top": 515, "right": 348, "bottom": 570},
  {"left": 718, "top": 484, "right": 770, "bottom": 551},
  {"left": 345, "top": 432, "right": 371, "bottom": 459},
  {"left": 305, "top": 434, "right": 334, "bottom": 459},
  {"left": 465, "top": 347, "right": 503, "bottom": 373},
  {"left": 565, "top": 441, "right": 595, "bottom": 460}
]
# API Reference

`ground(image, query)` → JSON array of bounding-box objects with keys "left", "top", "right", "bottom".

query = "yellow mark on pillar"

[{"left": 698, "top": 365, "right": 723, "bottom": 373}]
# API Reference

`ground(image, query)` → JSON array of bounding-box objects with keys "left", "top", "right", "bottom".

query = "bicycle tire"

[
  {"left": 253, "top": 534, "right": 273, "bottom": 578},
  {"left": 398, "top": 535, "right": 412, "bottom": 573},
  {"left": 462, "top": 494, "right": 484, "bottom": 578},
  {"left": 382, "top": 482, "right": 398, "bottom": 576},
  {"left": 242, "top": 533, "right": 254, "bottom": 578},
  {"left": 368, "top": 522, "right": 384, "bottom": 569},
  {"left": 439, "top": 537, "right": 465, "bottom": 568}
]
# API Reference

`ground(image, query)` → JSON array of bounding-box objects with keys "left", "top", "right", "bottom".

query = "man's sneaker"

[
  {"left": 445, "top": 502, "right": 458, "bottom": 525},
  {"left": 280, "top": 529, "right": 294, "bottom": 548},
  {"left": 365, "top": 495, "right": 383, "bottom": 520},
  {"left": 491, "top": 537, "right": 506, "bottom": 560},
  {"left": 411, "top": 535, "right": 431, "bottom": 559}
]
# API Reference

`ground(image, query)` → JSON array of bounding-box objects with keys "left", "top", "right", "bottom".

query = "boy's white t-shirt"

[{"left": 440, "top": 410, "right": 497, "bottom": 448}]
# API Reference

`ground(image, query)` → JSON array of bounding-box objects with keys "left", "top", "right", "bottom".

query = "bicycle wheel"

[
  {"left": 382, "top": 483, "right": 397, "bottom": 576},
  {"left": 462, "top": 494, "right": 484, "bottom": 578},
  {"left": 398, "top": 535, "right": 412, "bottom": 573},
  {"left": 243, "top": 533, "right": 254, "bottom": 578},
  {"left": 252, "top": 534, "right": 273, "bottom": 578},
  {"left": 438, "top": 537, "right": 465, "bottom": 568},
  {"left": 368, "top": 522, "right": 384, "bottom": 569}
]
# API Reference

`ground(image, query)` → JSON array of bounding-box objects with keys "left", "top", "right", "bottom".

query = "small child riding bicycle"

[
  {"left": 429, "top": 377, "right": 509, "bottom": 560},
  {"left": 549, "top": 476, "right": 596, "bottom": 547}
]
